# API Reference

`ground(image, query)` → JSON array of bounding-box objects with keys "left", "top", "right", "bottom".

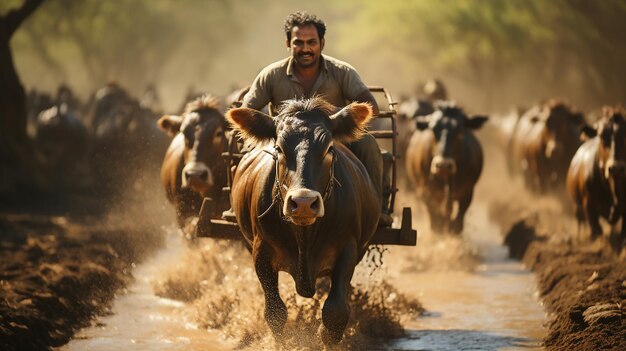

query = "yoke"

[{"left": 195, "top": 86, "right": 417, "bottom": 246}]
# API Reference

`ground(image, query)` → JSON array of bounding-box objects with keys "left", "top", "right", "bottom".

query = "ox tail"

[{"left": 294, "top": 227, "right": 316, "bottom": 298}]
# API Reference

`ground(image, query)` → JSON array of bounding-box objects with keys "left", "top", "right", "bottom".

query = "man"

[{"left": 241, "top": 11, "right": 392, "bottom": 226}]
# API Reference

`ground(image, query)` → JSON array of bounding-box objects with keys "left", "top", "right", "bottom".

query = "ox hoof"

[
  {"left": 319, "top": 323, "right": 343, "bottom": 348},
  {"left": 321, "top": 301, "right": 348, "bottom": 346},
  {"left": 265, "top": 303, "right": 287, "bottom": 339}
]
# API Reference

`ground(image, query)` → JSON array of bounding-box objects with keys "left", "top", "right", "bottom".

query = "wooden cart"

[{"left": 195, "top": 86, "right": 417, "bottom": 246}]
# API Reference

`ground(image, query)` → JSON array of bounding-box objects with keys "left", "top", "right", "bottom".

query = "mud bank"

[
  {"left": 0, "top": 209, "right": 164, "bottom": 351},
  {"left": 491, "top": 201, "right": 626, "bottom": 351}
]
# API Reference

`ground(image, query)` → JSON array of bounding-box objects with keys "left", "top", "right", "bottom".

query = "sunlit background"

[{"left": 4, "top": 0, "right": 625, "bottom": 113}]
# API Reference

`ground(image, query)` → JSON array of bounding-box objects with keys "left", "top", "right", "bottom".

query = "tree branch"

[{"left": 4, "top": 0, "right": 45, "bottom": 37}]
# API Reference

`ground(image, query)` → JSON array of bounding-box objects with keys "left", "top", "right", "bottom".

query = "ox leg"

[
  {"left": 583, "top": 200, "right": 602, "bottom": 240},
  {"left": 321, "top": 245, "right": 357, "bottom": 346},
  {"left": 254, "top": 242, "right": 287, "bottom": 339},
  {"left": 451, "top": 191, "right": 474, "bottom": 234},
  {"left": 621, "top": 211, "right": 626, "bottom": 242},
  {"left": 425, "top": 199, "right": 444, "bottom": 233}
]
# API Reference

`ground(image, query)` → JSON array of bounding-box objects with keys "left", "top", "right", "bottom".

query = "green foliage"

[
  {"left": 10, "top": 0, "right": 249, "bottom": 96},
  {"left": 337, "top": 0, "right": 626, "bottom": 106},
  {"left": 8, "top": 0, "right": 626, "bottom": 110}
]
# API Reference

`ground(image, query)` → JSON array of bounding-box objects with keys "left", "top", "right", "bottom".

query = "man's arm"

[
  {"left": 241, "top": 70, "right": 272, "bottom": 112},
  {"left": 354, "top": 89, "right": 380, "bottom": 116}
]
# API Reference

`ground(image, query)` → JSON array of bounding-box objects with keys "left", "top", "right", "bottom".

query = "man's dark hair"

[{"left": 284, "top": 11, "right": 326, "bottom": 42}]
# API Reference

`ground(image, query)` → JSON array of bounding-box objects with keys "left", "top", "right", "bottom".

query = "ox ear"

[
  {"left": 415, "top": 116, "right": 430, "bottom": 130},
  {"left": 329, "top": 102, "right": 373, "bottom": 142},
  {"left": 465, "top": 115, "right": 489, "bottom": 129},
  {"left": 579, "top": 124, "right": 597, "bottom": 140},
  {"left": 226, "top": 107, "right": 276, "bottom": 143},
  {"left": 157, "top": 115, "right": 183, "bottom": 137}
]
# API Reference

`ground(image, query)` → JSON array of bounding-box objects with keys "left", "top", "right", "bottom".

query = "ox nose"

[
  {"left": 185, "top": 169, "right": 209, "bottom": 183},
  {"left": 430, "top": 156, "right": 457, "bottom": 176},
  {"left": 181, "top": 163, "right": 213, "bottom": 191},
  {"left": 284, "top": 189, "right": 324, "bottom": 225}
]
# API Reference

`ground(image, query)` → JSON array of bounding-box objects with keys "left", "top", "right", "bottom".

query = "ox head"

[
  {"left": 227, "top": 98, "right": 373, "bottom": 226},
  {"left": 158, "top": 95, "right": 227, "bottom": 197},
  {"left": 415, "top": 101, "right": 487, "bottom": 178},
  {"left": 531, "top": 100, "right": 585, "bottom": 160},
  {"left": 582, "top": 107, "right": 626, "bottom": 181}
]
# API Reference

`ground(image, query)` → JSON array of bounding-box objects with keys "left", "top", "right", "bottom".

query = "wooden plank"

[
  {"left": 196, "top": 219, "right": 242, "bottom": 240},
  {"left": 375, "top": 111, "right": 397, "bottom": 118},
  {"left": 369, "top": 130, "right": 396, "bottom": 139},
  {"left": 197, "top": 198, "right": 417, "bottom": 246},
  {"left": 369, "top": 208, "right": 417, "bottom": 246},
  {"left": 198, "top": 219, "right": 416, "bottom": 246}
]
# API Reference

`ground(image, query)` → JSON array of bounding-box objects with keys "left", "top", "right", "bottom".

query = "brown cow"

[
  {"left": 566, "top": 106, "right": 626, "bottom": 241},
  {"left": 227, "top": 98, "right": 379, "bottom": 345},
  {"left": 405, "top": 101, "right": 488, "bottom": 234},
  {"left": 158, "top": 95, "right": 229, "bottom": 229},
  {"left": 509, "top": 100, "right": 585, "bottom": 193}
]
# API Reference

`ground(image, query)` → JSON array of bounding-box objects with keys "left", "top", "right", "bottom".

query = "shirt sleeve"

[
  {"left": 242, "top": 68, "right": 272, "bottom": 111},
  {"left": 340, "top": 65, "right": 369, "bottom": 102}
]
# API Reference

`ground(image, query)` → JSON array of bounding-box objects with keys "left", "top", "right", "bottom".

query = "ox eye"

[
  {"left": 274, "top": 145, "right": 283, "bottom": 154},
  {"left": 215, "top": 130, "right": 223, "bottom": 138}
]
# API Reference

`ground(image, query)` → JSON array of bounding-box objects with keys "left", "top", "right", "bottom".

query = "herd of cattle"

[
  {"left": 389, "top": 80, "right": 625, "bottom": 243},
  {"left": 27, "top": 82, "right": 171, "bottom": 194},
  {"left": 26, "top": 81, "right": 625, "bottom": 344},
  {"left": 492, "top": 100, "right": 626, "bottom": 241}
]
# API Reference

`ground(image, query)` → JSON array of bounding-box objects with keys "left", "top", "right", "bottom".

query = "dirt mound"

[
  {"left": 154, "top": 240, "right": 424, "bottom": 350},
  {"left": 491, "top": 201, "right": 626, "bottom": 351},
  {"left": 0, "top": 212, "right": 164, "bottom": 351}
]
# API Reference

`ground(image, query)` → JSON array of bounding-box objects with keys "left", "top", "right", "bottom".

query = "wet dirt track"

[
  {"left": 2, "top": 134, "right": 625, "bottom": 351},
  {"left": 56, "top": 199, "right": 547, "bottom": 351}
]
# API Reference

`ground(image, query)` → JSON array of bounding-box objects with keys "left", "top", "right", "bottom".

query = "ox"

[
  {"left": 89, "top": 83, "right": 168, "bottom": 194},
  {"left": 35, "top": 103, "right": 88, "bottom": 177},
  {"left": 158, "top": 95, "right": 229, "bottom": 229},
  {"left": 567, "top": 107, "right": 626, "bottom": 241},
  {"left": 227, "top": 98, "right": 379, "bottom": 345},
  {"left": 509, "top": 100, "right": 585, "bottom": 193},
  {"left": 405, "top": 102, "right": 487, "bottom": 234}
]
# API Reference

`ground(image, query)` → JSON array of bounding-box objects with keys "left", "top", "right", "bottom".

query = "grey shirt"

[{"left": 242, "top": 54, "right": 369, "bottom": 116}]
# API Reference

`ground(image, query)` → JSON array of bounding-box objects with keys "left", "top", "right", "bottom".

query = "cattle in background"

[
  {"left": 89, "top": 82, "right": 168, "bottom": 193},
  {"left": 508, "top": 100, "right": 586, "bottom": 194},
  {"left": 227, "top": 98, "right": 379, "bottom": 345},
  {"left": 405, "top": 101, "right": 488, "bottom": 233},
  {"left": 34, "top": 103, "right": 89, "bottom": 187},
  {"left": 26, "top": 88, "right": 54, "bottom": 138},
  {"left": 158, "top": 95, "right": 229, "bottom": 229},
  {"left": 567, "top": 106, "right": 626, "bottom": 241},
  {"left": 140, "top": 83, "right": 163, "bottom": 114}
]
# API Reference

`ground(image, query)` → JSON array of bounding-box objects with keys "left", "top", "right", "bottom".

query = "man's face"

[{"left": 287, "top": 24, "right": 324, "bottom": 69}]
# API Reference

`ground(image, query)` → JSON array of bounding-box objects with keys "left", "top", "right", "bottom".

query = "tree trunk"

[{"left": 0, "top": 0, "right": 44, "bottom": 169}]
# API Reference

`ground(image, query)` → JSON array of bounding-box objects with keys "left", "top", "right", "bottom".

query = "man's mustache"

[{"left": 298, "top": 52, "right": 313, "bottom": 57}]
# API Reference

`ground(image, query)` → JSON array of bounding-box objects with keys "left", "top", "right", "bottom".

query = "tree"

[
  {"left": 336, "top": 0, "right": 626, "bottom": 110},
  {"left": 0, "top": 0, "right": 43, "bottom": 168}
]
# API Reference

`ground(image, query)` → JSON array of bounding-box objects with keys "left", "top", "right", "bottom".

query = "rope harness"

[{"left": 258, "top": 146, "right": 338, "bottom": 220}]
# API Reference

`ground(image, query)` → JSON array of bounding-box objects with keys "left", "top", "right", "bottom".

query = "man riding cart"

[{"left": 231, "top": 11, "right": 393, "bottom": 226}]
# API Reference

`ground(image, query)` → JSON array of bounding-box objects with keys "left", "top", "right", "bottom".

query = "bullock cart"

[{"left": 195, "top": 86, "right": 417, "bottom": 247}]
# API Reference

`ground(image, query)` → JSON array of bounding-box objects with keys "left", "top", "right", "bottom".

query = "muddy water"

[
  {"left": 59, "top": 229, "right": 236, "bottom": 351},
  {"left": 60, "top": 201, "right": 546, "bottom": 351},
  {"left": 386, "top": 202, "right": 546, "bottom": 350}
]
